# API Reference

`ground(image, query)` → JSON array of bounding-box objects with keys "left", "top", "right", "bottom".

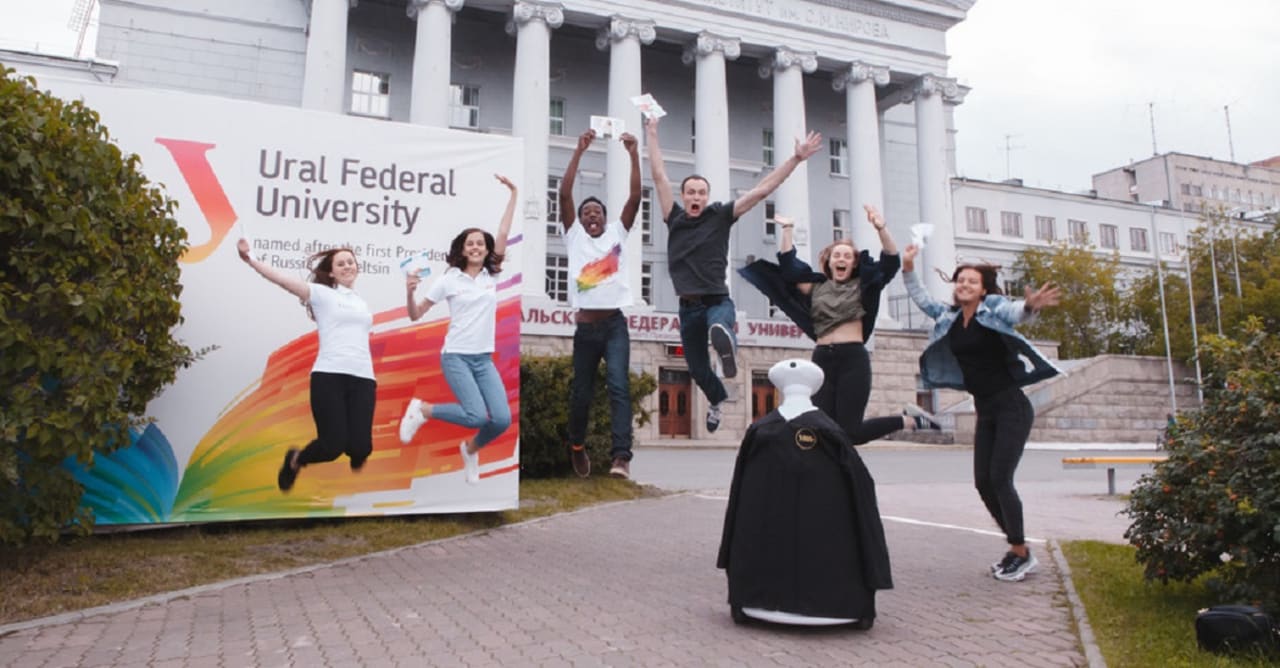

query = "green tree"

[
  {"left": 1012, "top": 240, "right": 1131, "bottom": 359},
  {"left": 1124, "top": 318, "right": 1280, "bottom": 612},
  {"left": 1, "top": 69, "right": 195, "bottom": 545}
]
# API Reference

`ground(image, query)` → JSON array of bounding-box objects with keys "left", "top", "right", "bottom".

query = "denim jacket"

[{"left": 904, "top": 270, "right": 1063, "bottom": 391}]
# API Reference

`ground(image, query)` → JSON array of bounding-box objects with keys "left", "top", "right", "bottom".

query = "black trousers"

[
  {"left": 972, "top": 387, "right": 1034, "bottom": 545},
  {"left": 811, "top": 342, "right": 902, "bottom": 445},
  {"left": 297, "top": 371, "right": 377, "bottom": 467}
]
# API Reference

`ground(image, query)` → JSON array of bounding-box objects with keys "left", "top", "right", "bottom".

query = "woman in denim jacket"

[{"left": 902, "top": 244, "right": 1062, "bottom": 582}]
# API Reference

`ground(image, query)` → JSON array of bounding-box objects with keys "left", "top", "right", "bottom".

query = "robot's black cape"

[{"left": 716, "top": 409, "right": 893, "bottom": 620}]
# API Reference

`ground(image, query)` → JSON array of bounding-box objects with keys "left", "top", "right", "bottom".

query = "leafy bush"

[
  {"left": 519, "top": 355, "right": 656, "bottom": 478},
  {"left": 1125, "top": 318, "right": 1280, "bottom": 612},
  {"left": 1, "top": 69, "right": 194, "bottom": 545}
]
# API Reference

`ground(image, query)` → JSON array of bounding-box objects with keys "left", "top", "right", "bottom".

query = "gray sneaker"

[
  {"left": 903, "top": 403, "right": 941, "bottom": 431},
  {"left": 706, "top": 402, "right": 723, "bottom": 433},
  {"left": 709, "top": 324, "right": 737, "bottom": 378},
  {"left": 994, "top": 550, "right": 1038, "bottom": 582}
]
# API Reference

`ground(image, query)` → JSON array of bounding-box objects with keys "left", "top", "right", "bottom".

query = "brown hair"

[
  {"left": 307, "top": 247, "right": 358, "bottom": 288},
  {"left": 948, "top": 264, "right": 1003, "bottom": 297},
  {"left": 447, "top": 227, "right": 504, "bottom": 275},
  {"left": 817, "top": 239, "right": 859, "bottom": 281}
]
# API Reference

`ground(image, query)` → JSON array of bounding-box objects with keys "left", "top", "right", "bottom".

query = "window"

[
  {"left": 350, "top": 71, "right": 390, "bottom": 118},
  {"left": 1191, "top": 184, "right": 1203, "bottom": 197},
  {"left": 546, "top": 254, "right": 569, "bottom": 303},
  {"left": 1000, "top": 211, "right": 1023, "bottom": 238},
  {"left": 1003, "top": 279, "right": 1026, "bottom": 296},
  {"left": 1160, "top": 231, "right": 1178, "bottom": 255},
  {"left": 548, "top": 97, "right": 565, "bottom": 136},
  {"left": 640, "top": 261, "right": 653, "bottom": 304},
  {"left": 1035, "top": 216, "right": 1055, "bottom": 242},
  {"left": 1211, "top": 185, "right": 1221, "bottom": 200},
  {"left": 1068, "top": 219, "right": 1088, "bottom": 244},
  {"left": 1099, "top": 223, "right": 1118, "bottom": 249},
  {"left": 832, "top": 209, "right": 850, "bottom": 241},
  {"left": 640, "top": 186, "right": 653, "bottom": 245},
  {"left": 546, "top": 176, "right": 561, "bottom": 233},
  {"left": 449, "top": 84, "right": 479, "bottom": 129},
  {"left": 764, "top": 201, "right": 777, "bottom": 239},
  {"left": 1130, "top": 227, "right": 1149, "bottom": 252},
  {"left": 1180, "top": 183, "right": 1191, "bottom": 196},
  {"left": 829, "top": 139, "right": 847, "bottom": 176},
  {"left": 762, "top": 128, "right": 774, "bottom": 167},
  {"left": 965, "top": 207, "right": 989, "bottom": 233}
]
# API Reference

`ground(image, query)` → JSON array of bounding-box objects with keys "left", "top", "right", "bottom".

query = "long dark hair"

[
  {"left": 303, "top": 247, "right": 357, "bottom": 320},
  {"left": 447, "top": 227, "right": 504, "bottom": 275}
]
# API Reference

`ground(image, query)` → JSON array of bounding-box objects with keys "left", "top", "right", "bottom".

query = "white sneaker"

[
  {"left": 460, "top": 441, "right": 480, "bottom": 485},
  {"left": 399, "top": 398, "right": 428, "bottom": 444},
  {"left": 706, "top": 402, "right": 723, "bottom": 433}
]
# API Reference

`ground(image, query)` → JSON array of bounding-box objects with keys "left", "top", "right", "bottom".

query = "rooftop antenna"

[
  {"left": 1224, "top": 105, "right": 1236, "bottom": 163},
  {"left": 67, "top": 0, "right": 97, "bottom": 58},
  {"left": 1148, "top": 102, "right": 1158, "bottom": 156},
  {"left": 1000, "top": 134, "right": 1024, "bottom": 180}
]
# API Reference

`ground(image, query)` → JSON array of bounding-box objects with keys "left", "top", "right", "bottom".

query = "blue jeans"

[
  {"left": 434, "top": 352, "right": 512, "bottom": 449},
  {"left": 568, "top": 312, "right": 633, "bottom": 461},
  {"left": 678, "top": 295, "right": 734, "bottom": 406}
]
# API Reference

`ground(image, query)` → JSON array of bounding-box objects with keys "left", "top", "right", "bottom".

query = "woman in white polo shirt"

[
  {"left": 236, "top": 240, "right": 375, "bottom": 492},
  {"left": 398, "top": 174, "right": 517, "bottom": 484}
]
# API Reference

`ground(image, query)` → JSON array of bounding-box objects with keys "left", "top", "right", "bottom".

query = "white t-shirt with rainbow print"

[{"left": 565, "top": 219, "right": 632, "bottom": 310}]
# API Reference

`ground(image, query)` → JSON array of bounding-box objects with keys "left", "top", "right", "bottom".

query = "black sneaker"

[
  {"left": 709, "top": 323, "right": 737, "bottom": 379},
  {"left": 569, "top": 444, "right": 590, "bottom": 478},
  {"left": 991, "top": 551, "right": 1017, "bottom": 575},
  {"left": 903, "top": 404, "right": 941, "bottom": 431},
  {"left": 706, "top": 402, "right": 723, "bottom": 433},
  {"left": 994, "top": 550, "right": 1039, "bottom": 582},
  {"left": 277, "top": 448, "right": 300, "bottom": 492}
]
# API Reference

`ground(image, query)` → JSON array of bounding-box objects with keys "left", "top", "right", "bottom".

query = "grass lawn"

[
  {"left": 0, "top": 477, "right": 656, "bottom": 626},
  {"left": 1062, "top": 540, "right": 1274, "bottom": 667}
]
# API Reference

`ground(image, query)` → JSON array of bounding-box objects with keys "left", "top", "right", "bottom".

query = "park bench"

[{"left": 1061, "top": 455, "right": 1168, "bottom": 495}]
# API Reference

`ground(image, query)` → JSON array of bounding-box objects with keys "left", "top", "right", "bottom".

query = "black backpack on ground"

[{"left": 1195, "top": 605, "right": 1279, "bottom": 655}]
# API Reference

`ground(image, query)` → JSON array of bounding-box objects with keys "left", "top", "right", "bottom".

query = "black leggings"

[
  {"left": 972, "top": 387, "right": 1034, "bottom": 545},
  {"left": 297, "top": 371, "right": 377, "bottom": 468},
  {"left": 811, "top": 342, "right": 903, "bottom": 445}
]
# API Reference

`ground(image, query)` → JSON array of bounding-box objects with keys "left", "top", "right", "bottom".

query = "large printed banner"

[{"left": 42, "top": 78, "right": 524, "bottom": 524}]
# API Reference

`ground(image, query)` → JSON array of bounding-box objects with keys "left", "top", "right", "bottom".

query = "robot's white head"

[{"left": 767, "top": 358, "right": 824, "bottom": 397}]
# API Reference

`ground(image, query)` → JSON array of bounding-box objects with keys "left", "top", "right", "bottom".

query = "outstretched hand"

[
  {"left": 794, "top": 131, "right": 823, "bottom": 161},
  {"left": 495, "top": 173, "right": 516, "bottom": 191},
  {"left": 237, "top": 238, "right": 252, "bottom": 263},
  {"left": 406, "top": 273, "right": 421, "bottom": 291},
  {"left": 863, "top": 204, "right": 885, "bottom": 230},
  {"left": 1024, "top": 282, "right": 1061, "bottom": 311},
  {"left": 644, "top": 115, "right": 660, "bottom": 135},
  {"left": 902, "top": 243, "right": 919, "bottom": 271},
  {"left": 620, "top": 132, "right": 638, "bottom": 154},
  {"left": 576, "top": 129, "right": 596, "bottom": 153}
]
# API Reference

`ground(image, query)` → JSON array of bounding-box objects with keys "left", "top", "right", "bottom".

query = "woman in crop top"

[
  {"left": 397, "top": 174, "right": 517, "bottom": 485},
  {"left": 750, "top": 205, "right": 940, "bottom": 442},
  {"left": 237, "top": 240, "right": 375, "bottom": 493},
  {"left": 901, "top": 243, "right": 1061, "bottom": 582}
]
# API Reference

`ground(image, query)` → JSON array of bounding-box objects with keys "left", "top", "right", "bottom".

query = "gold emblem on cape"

[{"left": 795, "top": 428, "right": 817, "bottom": 450}]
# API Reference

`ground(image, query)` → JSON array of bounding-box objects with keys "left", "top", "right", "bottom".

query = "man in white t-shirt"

[{"left": 558, "top": 128, "right": 642, "bottom": 480}]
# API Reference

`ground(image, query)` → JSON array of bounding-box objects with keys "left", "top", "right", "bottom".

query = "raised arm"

[
  {"left": 901, "top": 243, "right": 944, "bottom": 319},
  {"left": 991, "top": 282, "right": 1061, "bottom": 326},
  {"left": 774, "top": 216, "right": 816, "bottom": 295},
  {"left": 559, "top": 130, "right": 595, "bottom": 231},
  {"left": 238, "top": 238, "right": 309, "bottom": 301},
  {"left": 733, "top": 131, "right": 823, "bottom": 218},
  {"left": 619, "top": 132, "right": 642, "bottom": 230},
  {"left": 405, "top": 273, "right": 436, "bottom": 321},
  {"left": 778, "top": 215, "right": 796, "bottom": 254},
  {"left": 493, "top": 173, "right": 518, "bottom": 258},
  {"left": 865, "top": 204, "right": 898, "bottom": 255},
  {"left": 644, "top": 116, "right": 675, "bottom": 222}
]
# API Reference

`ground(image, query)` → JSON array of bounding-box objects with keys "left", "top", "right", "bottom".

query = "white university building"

[{"left": 4, "top": 0, "right": 1211, "bottom": 444}]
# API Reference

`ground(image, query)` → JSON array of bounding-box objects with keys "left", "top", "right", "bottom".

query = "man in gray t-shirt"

[{"left": 644, "top": 116, "right": 822, "bottom": 433}]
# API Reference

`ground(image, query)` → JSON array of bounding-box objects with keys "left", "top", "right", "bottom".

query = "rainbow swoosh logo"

[{"left": 576, "top": 243, "right": 621, "bottom": 292}]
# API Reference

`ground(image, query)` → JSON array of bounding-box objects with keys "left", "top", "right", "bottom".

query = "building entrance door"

[
  {"left": 751, "top": 371, "right": 778, "bottom": 422},
  {"left": 658, "top": 367, "right": 692, "bottom": 438}
]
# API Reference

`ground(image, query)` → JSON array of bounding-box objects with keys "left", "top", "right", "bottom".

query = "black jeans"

[
  {"left": 972, "top": 387, "right": 1034, "bottom": 545},
  {"left": 297, "top": 371, "right": 377, "bottom": 468},
  {"left": 811, "top": 342, "right": 902, "bottom": 445},
  {"left": 568, "top": 312, "right": 633, "bottom": 461}
]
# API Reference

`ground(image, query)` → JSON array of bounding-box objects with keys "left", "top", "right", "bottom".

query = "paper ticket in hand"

[
  {"left": 590, "top": 115, "right": 625, "bottom": 139},
  {"left": 629, "top": 93, "right": 667, "bottom": 119},
  {"left": 399, "top": 252, "right": 433, "bottom": 278},
  {"left": 910, "top": 223, "right": 935, "bottom": 247}
]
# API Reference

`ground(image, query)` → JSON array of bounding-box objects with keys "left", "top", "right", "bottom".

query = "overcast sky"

[{"left": 3, "top": 0, "right": 1277, "bottom": 194}]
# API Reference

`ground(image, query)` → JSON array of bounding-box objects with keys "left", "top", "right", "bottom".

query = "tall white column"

[
  {"left": 759, "top": 47, "right": 817, "bottom": 262},
  {"left": 597, "top": 16, "right": 655, "bottom": 304},
  {"left": 908, "top": 74, "right": 963, "bottom": 300},
  {"left": 408, "top": 0, "right": 463, "bottom": 127},
  {"left": 682, "top": 32, "right": 739, "bottom": 203},
  {"left": 506, "top": 1, "right": 563, "bottom": 299},
  {"left": 833, "top": 61, "right": 890, "bottom": 255},
  {"left": 301, "top": 0, "right": 357, "bottom": 112}
]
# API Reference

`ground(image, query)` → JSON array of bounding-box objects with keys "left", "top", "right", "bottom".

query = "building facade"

[{"left": 1093, "top": 152, "right": 1280, "bottom": 217}]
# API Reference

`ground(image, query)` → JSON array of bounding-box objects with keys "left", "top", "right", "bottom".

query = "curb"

[{"left": 1049, "top": 538, "right": 1108, "bottom": 668}]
